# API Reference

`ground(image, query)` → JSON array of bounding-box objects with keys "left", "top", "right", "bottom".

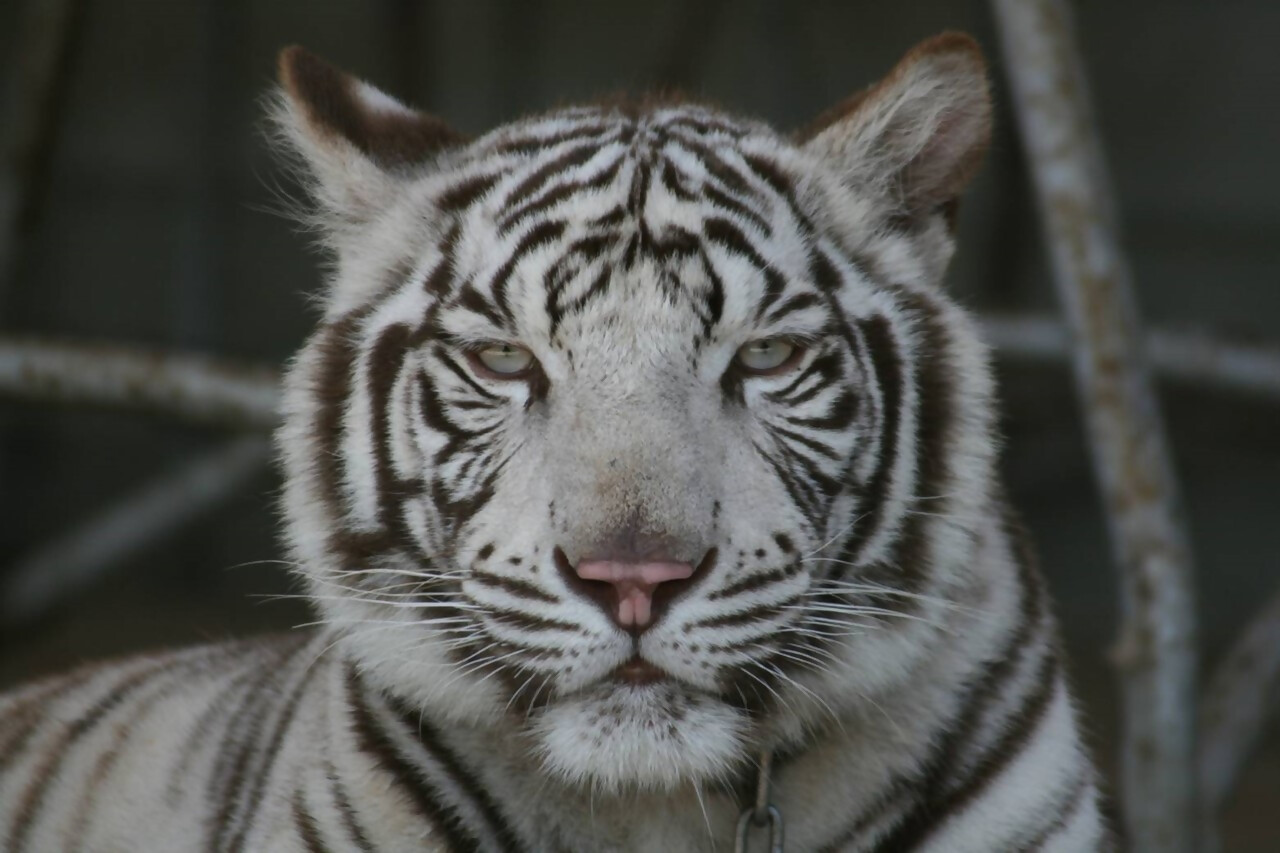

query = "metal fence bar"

[
  {"left": 989, "top": 2, "right": 1200, "bottom": 850},
  {"left": 1198, "top": 584, "right": 1280, "bottom": 851},
  {"left": 0, "top": 436, "right": 272, "bottom": 628},
  {"left": 982, "top": 315, "right": 1280, "bottom": 398},
  {"left": 0, "top": 338, "right": 280, "bottom": 429}
]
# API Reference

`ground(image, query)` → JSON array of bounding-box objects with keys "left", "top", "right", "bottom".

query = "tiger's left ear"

[
  {"left": 798, "top": 32, "right": 991, "bottom": 229},
  {"left": 274, "top": 46, "right": 465, "bottom": 231}
]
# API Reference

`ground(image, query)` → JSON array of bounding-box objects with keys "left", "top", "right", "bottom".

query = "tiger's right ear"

[
  {"left": 797, "top": 33, "right": 990, "bottom": 232},
  {"left": 274, "top": 46, "right": 465, "bottom": 230}
]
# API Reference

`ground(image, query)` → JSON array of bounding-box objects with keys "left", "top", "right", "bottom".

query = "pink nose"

[{"left": 574, "top": 559, "right": 695, "bottom": 630}]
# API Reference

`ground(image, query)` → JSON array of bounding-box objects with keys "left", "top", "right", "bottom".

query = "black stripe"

[
  {"left": 700, "top": 251, "right": 726, "bottom": 337},
  {"left": 770, "top": 424, "right": 842, "bottom": 461},
  {"left": 470, "top": 572, "right": 559, "bottom": 604},
  {"left": 703, "top": 182, "right": 771, "bottom": 235},
  {"left": 763, "top": 291, "right": 822, "bottom": 325},
  {"left": 860, "top": 547, "right": 1055, "bottom": 850},
  {"left": 871, "top": 654, "right": 1060, "bottom": 852},
  {"left": 366, "top": 324, "right": 417, "bottom": 542},
  {"left": 481, "top": 607, "right": 580, "bottom": 635},
  {"left": 494, "top": 123, "right": 614, "bottom": 156},
  {"left": 548, "top": 264, "right": 611, "bottom": 337},
  {"left": 664, "top": 114, "right": 748, "bottom": 139},
  {"left": 840, "top": 316, "right": 901, "bottom": 568},
  {"left": 888, "top": 290, "right": 958, "bottom": 592},
  {"left": 709, "top": 563, "right": 800, "bottom": 600},
  {"left": 327, "top": 769, "right": 377, "bottom": 853},
  {"left": 435, "top": 349, "right": 503, "bottom": 401},
  {"left": 498, "top": 157, "right": 622, "bottom": 234},
  {"left": 504, "top": 144, "right": 601, "bottom": 207},
  {"left": 739, "top": 152, "right": 815, "bottom": 237},
  {"left": 191, "top": 640, "right": 304, "bottom": 809},
  {"left": 439, "top": 172, "right": 501, "bottom": 212},
  {"left": 422, "top": 224, "right": 461, "bottom": 297},
  {"left": 679, "top": 138, "right": 753, "bottom": 196},
  {"left": 7, "top": 661, "right": 174, "bottom": 852},
  {"left": 491, "top": 219, "right": 568, "bottom": 320},
  {"left": 755, "top": 441, "right": 821, "bottom": 520},
  {"left": 65, "top": 656, "right": 215, "bottom": 849},
  {"left": 349, "top": 671, "right": 526, "bottom": 851},
  {"left": 311, "top": 313, "right": 380, "bottom": 569},
  {"left": 820, "top": 526, "right": 1048, "bottom": 850},
  {"left": 384, "top": 692, "right": 526, "bottom": 852},
  {"left": 703, "top": 217, "right": 786, "bottom": 317},
  {"left": 454, "top": 282, "right": 507, "bottom": 327},
  {"left": 1022, "top": 769, "right": 1092, "bottom": 851},
  {"left": 293, "top": 789, "right": 334, "bottom": 853},
  {"left": 347, "top": 671, "right": 478, "bottom": 851},
  {"left": 221, "top": 642, "right": 326, "bottom": 853},
  {"left": 659, "top": 160, "right": 697, "bottom": 201},
  {"left": 694, "top": 597, "right": 795, "bottom": 631},
  {"left": 764, "top": 349, "right": 842, "bottom": 406},
  {"left": 782, "top": 388, "right": 859, "bottom": 433},
  {"left": 0, "top": 668, "right": 100, "bottom": 774},
  {"left": 774, "top": 441, "right": 843, "bottom": 503}
]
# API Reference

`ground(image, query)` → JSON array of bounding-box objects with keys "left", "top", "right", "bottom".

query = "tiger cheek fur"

[{"left": 0, "top": 33, "right": 1112, "bottom": 852}]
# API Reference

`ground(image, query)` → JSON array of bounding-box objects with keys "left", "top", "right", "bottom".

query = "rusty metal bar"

[
  {"left": 0, "top": 436, "right": 272, "bottom": 627},
  {"left": 989, "top": 2, "right": 1199, "bottom": 850},
  {"left": 1198, "top": 584, "right": 1280, "bottom": 852},
  {"left": 0, "top": 337, "right": 280, "bottom": 429},
  {"left": 982, "top": 315, "right": 1280, "bottom": 398}
]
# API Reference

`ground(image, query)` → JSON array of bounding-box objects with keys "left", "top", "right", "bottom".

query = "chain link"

[{"left": 734, "top": 751, "right": 783, "bottom": 853}]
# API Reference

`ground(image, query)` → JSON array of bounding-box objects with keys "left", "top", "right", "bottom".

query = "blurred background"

[{"left": 0, "top": 1, "right": 1276, "bottom": 848}]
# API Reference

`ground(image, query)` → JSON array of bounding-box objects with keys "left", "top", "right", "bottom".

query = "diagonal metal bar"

[
  {"left": 0, "top": 435, "right": 272, "bottom": 628},
  {"left": 1198, "top": 583, "right": 1280, "bottom": 852},
  {"left": 989, "top": 1, "right": 1200, "bottom": 850}
]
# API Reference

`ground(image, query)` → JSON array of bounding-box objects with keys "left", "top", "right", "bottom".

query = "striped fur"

[{"left": 0, "top": 33, "right": 1111, "bottom": 850}]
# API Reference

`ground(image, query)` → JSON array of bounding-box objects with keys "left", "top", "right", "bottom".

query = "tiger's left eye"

[
  {"left": 736, "top": 339, "right": 799, "bottom": 374},
  {"left": 472, "top": 343, "right": 535, "bottom": 378}
]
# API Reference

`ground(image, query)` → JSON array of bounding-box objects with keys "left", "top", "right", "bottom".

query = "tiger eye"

[
  {"left": 474, "top": 343, "right": 535, "bottom": 377},
  {"left": 735, "top": 339, "right": 798, "bottom": 374}
]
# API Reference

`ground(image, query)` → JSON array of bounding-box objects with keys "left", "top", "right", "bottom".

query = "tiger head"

[{"left": 274, "top": 34, "right": 996, "bottom": 794}]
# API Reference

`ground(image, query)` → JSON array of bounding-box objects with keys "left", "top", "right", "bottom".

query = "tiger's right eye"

[
  {"left": 735, "top": 338, "right": 801, "bottom": 375},
  {"left": 471, "top": 343, "right": 535, "bottom": 378}
]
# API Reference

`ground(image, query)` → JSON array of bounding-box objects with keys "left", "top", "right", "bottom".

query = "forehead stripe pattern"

[{"left": 296, "top": 106, "right": 972, "bottom": 709}]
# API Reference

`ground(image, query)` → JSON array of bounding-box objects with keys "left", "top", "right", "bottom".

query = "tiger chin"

[{"left": 1, "top": 31, "right": 1115, "bottom": 852}]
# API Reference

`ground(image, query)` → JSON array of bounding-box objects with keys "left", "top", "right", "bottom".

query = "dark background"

[{"left": 1, "top": 1, "right": 1277, "bottom": 848}]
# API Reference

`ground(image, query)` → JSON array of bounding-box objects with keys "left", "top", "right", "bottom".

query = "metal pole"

[{"left": 989, "top": 1, "right": 1199, "bottom": 849}]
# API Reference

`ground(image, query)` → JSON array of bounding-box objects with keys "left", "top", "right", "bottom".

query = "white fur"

[{"left": 0, "top": 37, "right": 1110, "bottom": 852}]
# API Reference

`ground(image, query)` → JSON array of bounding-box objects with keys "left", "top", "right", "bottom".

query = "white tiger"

[{"left": 0, "top": 32, "right": 1111, "bottom": 851}]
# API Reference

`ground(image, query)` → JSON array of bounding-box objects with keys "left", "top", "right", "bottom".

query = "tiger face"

[{"left": 275, "top": 35, "right": 995, "bottom": 793}]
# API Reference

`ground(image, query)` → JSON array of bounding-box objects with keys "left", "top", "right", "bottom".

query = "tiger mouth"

[{"left": 611, "top": 656, "right": 668, "bottom": 686}]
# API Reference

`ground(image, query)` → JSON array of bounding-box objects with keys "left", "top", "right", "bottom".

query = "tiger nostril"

[
  {"left": 554, "top": 545, "right": 718, "bottom": 634},
  {"left": 554, "top": 546, "right": 617, "bottom": 621}
]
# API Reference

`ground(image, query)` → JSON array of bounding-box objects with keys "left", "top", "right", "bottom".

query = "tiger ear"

[
  {"left": 274, "top": 46, "right": 465, "bottom": 229},
  {"left": 798, "top": 32, "right": 991, "bottom": 229}
]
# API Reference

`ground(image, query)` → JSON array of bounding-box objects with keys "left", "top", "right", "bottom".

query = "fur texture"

[{"left": 0, "top": 33, "right": 1111, "bottom": 851}]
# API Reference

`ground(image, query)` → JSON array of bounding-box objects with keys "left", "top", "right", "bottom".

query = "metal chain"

[{"left": 734, "top": 750, "right": 784, "bottom": 853}]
